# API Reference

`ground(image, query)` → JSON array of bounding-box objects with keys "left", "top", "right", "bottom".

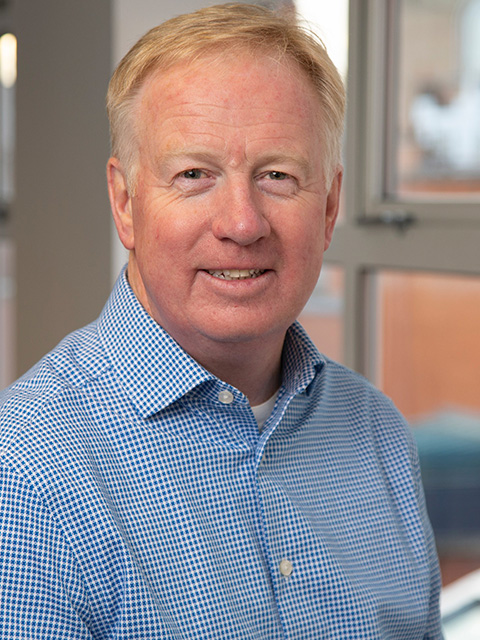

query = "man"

[{"left": 0, "top": 4, "right": 443, "bottom": 638}]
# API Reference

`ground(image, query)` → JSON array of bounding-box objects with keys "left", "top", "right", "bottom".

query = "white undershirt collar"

[{"left": 251, "top": 391, "right": 279, "bottom": 430}]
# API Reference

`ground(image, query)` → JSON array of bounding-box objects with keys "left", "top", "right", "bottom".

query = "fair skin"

[{"left": 107, "top": 52, "right": 342, "bottom": 405}]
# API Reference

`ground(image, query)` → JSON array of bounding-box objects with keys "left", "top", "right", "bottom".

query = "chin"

[{"left": 196, "top": 315, "right": 292, "bottom": 347}]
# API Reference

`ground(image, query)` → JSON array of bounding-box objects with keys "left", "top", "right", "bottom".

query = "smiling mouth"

[{"left": 207, "top": 269, "right": 266, "bottom": 280}]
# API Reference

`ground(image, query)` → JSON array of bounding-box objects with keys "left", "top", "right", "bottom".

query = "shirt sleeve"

[
  {"left": 413, "top": 451, "right": 445, "bottom": 640},
  {"left": 0, "top": 463, "right": 94, "bottom": 639},
  {"left": 372, "top": 388, "right": 445, "bottom": 639}
]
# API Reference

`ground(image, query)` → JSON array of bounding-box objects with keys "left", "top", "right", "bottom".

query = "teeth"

[{"left": 208, "top": 268, "right": 265, "bottom": 280}]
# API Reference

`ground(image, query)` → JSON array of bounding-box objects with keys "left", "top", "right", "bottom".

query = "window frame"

[
  {"left": 325, "top": 0, "right": 480, "bottom": 377},
  {"left": 363, "top": 0, "right": 480, "bottom": 224}
]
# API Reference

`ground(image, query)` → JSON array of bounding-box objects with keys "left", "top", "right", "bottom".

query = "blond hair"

[{"left": 106, "top": 3, "right": 345, "bottom": 190}]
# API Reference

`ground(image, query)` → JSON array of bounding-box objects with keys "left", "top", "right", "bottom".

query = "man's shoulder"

[
  {"left": 318, "top": 357, "right": 413, "bottom": 441},
  {"left": 0, "top": 320, "right": 110, "bottom": 431},
  {"left": 286, "top": 323, "right": 409, "bottom": 435},
  {"left": 322, "top": 357, "right": 398, "bottom": 407}
]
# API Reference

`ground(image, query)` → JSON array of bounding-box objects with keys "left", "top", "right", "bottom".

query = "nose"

[{"left": 212, "top": 179, "right": 271, "bottom": 245}]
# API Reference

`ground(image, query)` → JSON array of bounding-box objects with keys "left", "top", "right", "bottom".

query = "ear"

[
  {"left": 107, "top": 157, "right": 135, "bottom": 250},
  {"left": 323, "top": 167, "right": 343, "bottom": 251}
]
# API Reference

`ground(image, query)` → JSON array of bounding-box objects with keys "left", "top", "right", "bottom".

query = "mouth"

[{"left": 207, "top": 268, "right": 266, "bottom": 280}]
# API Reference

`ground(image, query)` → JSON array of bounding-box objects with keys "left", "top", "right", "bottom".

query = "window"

[
  {"left": 371, "top": 269, "right": 480, "bottom": 584},
  {"left": 298, "top": 0, "right": 480, "bottom": 587},
  {"left": 363, "top": 0, "right": 480, "bottom": 221},
  {"left": 0, "top": 30, "right": 15, "bottom": 389}
]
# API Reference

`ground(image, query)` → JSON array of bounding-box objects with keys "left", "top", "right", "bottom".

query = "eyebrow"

[
  {"left": 158, "top": 149, "right": 222, "bottom": 165},
  {"left": 253, "top": 152, "right": 312, "bottom": 175},
  {"left": 157, "top": 148, "right": 312, "bottom": 176}
]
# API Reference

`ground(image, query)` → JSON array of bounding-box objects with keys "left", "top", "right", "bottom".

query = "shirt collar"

[
  {"left": 282, "top": 321, "right": 327, "bottom": 395},
  {"left": 97, "top": 269, "right": 214, "bottom": 418},
  {"left": 97, "top": 268, "right": 327, "bottom": 418}
]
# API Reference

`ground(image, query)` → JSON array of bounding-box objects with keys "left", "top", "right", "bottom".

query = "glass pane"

[
  {"left": 443, "top": 603, "right": 480, "bottom": 640},
  {"left": 0, "top": 33, "right": 15, "bottom": 390},
  {"left": 299, "top": 264, "right": 345, "bottom": 363},
  {"left": 390, "top": 0, "right": 480, "bottom": 199},
  {"left": 295, "top": 0, "right": 349, "bottom": 222},
  {"left": 295, "top": 0, "right": 349, "bottom": 80},
  {"left": 0, "top": 33, "right": 16, "bottom": 206},
  {"left": 372, "top": 270, "right": 480, "bottom": 586},
  {"left": 442, "top": 570, "right": 480, "bottom": 639}
]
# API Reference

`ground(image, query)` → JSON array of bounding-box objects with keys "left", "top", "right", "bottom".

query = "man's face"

[{"left": 109, "top": 53, "right": 342, "bottom": 362}]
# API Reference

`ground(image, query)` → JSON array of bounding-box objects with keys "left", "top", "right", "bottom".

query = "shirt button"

[
  {"left": 279, "top": 558, "right": 293, "bottom": 577},
  {"left": 218, "top": 390, "right": 234, "bottom": 404}
]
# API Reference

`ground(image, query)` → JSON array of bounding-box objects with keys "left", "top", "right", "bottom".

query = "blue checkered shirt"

[{"left": 0, "top": 270, "right": 443, "bottom": 639}]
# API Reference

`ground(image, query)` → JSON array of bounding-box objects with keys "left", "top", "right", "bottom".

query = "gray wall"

[{"left": 13, "top": 0, "right": 113, "bottom": 375}]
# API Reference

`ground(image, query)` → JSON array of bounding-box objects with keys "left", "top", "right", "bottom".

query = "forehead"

[{"left": 135, "top": 51, "right": 323, "bottom": 138}]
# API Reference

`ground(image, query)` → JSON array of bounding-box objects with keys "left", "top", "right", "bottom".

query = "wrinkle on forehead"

[
  {"left": 142, "top": 98, "right": 317, "bottom": 134},
  {"left": 138, "top": 51, "right": 322, "bottom": 123}
]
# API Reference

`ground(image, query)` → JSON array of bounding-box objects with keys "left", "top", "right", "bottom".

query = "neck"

[{"left": 192, "top": 337, "right": 284, "bottom": 406}]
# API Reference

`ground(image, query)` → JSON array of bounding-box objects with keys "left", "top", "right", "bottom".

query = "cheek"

[
  {"left": 287, "top": 214, "right": 325, "bottom": 261},
  {"left": 133, "top": 207, "right": 184, "bottom": 257},
  {"left": 286, "top": 218, "right": 325, "bottom": 291},
  {"left": 133, "top": 212, "right": 203, "bottom": 295}
]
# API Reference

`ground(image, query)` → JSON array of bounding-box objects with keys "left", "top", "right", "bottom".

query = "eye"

[
  {"left": 267, "top": 171, "right": 288, "bottom": 180},
  {"left": 180, "top": 169, "right": 206, "bottom": 180},
  {"left": 174, "top": 167, "right": 215, "bottom": 195},
  {"left": 257, "top": 170, "right": 297, "bottom": 197}
]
